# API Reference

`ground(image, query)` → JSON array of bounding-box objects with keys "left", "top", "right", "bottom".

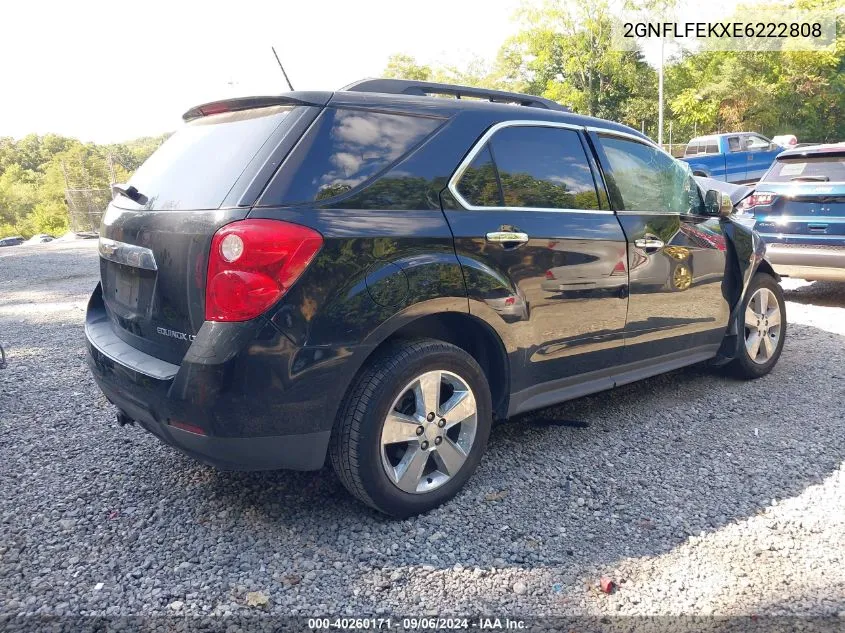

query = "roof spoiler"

[
  {"left": 341, "top": 78, "right": 570, "bottom": 113},
  {"left": 182, "top": 92, "right": 331, "bottom": 121}
]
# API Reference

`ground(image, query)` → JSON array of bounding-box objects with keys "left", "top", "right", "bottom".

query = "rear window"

[
  {"left": 123, "top": 106, "right": 294, "bottom": 211},
  {"left": 262, "top": 108, "right": 442, "bottom": 204},
  {"left": 764, "top": 156, "right": 845, "bottom": 183}
]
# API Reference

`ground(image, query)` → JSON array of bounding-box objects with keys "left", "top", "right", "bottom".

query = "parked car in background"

[
  {"left": 85, "top": 79, "right": 785, "bottom": 517},
  {"left": 737, "top": 143, "right": 845, "bottom": 281},
  {"left": 771, "top": 134, "right": 798, "bottom": 148},
  {"left": 0, "top": 236, "right": 24, "bottom": 247},
  {"left": 681, "top": 133, "right": 783, "bottom": 184},
  {"left": 24, "top": 234, "right": 55, "bottom": 244}
]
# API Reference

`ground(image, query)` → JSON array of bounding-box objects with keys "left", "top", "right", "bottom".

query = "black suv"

[{"left": 86, "top": 79, "right": 786, "bottom": 517}]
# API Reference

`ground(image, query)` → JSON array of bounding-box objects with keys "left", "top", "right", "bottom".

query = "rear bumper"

[
  {"left": 85, "top": 285, "right": 335, "bottom": 471},
  {"left": 764, "top": 243, "right": 845, "bottom": 281},
  {"left": 90, "top": 365, "right": 329, "bottom": 471}
]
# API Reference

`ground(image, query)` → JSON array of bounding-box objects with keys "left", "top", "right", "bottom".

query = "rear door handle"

[
  {"left": 634, "top": 237, "right": 665, "bottom": 251},
  {"left": 486, "top": 231, "right": 529, "bottom": 244}
]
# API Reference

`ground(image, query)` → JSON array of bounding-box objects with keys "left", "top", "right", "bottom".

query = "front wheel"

[
  {"left": 329, "top": 339, "right": 492, "bottom": 517},
  {"left": 728, "top": 272, "right": 786, "bottom": 379}
]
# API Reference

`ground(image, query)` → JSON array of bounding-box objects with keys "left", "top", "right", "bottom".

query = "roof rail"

[{"left": 341, "top": 78, "right": 569, "bottom": 113}]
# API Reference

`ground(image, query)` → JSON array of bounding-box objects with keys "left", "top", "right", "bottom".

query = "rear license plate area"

[{"left": 104, "top": 262, "right": 155, "bottom": 312}]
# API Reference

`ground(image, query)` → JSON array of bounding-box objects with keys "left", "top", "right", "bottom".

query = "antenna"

[{"left": 271, "top": 46, "right": 294, "bottom": 91}]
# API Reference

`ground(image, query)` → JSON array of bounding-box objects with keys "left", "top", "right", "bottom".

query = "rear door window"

[
  {"left": 764, "top": 156, "right": 845, "bottom": 183},
  {"left": 123, "top": 106, "right": 295, "bottom": 211},
  {"left": 455, "top": 126, "right": 600, "bottom": 210},
  {"left": 263, "top": 108, "right": 443, "bottom": 204},
  {"left": 494, "top": 126, "right": 599, "bottom": 209}
]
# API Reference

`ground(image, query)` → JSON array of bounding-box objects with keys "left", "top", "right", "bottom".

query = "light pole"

[{"left": 658, "top": 36, "right": 664, "bottom": 146}]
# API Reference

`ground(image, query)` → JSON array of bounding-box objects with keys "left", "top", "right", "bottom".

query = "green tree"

[
  {"left": 383, "top": 54, "right": 432, "bottom": 81},
  {"left": 0, "top": 133, "right": 166, "bottom": 238},
  {"left": 498, "top": 0, "right": 657, "bottom": 125}
]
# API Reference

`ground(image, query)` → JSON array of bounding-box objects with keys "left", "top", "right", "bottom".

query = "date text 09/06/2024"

[{"left": 307, "top": 617, "right": 527, "bottom": 630}]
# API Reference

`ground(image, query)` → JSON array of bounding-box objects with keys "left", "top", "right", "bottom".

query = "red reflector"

[
  {"left": 504, "top": 296, "right": 516, "bottom": 306},
  {"left": 611, "top": 259, "right": 626, "bottom": 275},
  {"left": 169, "top": 420, "right": 207, "bottom": 436},
  {"left": 545, "top": 270, "right": 555, "bottom": 280},
  {"left": 747, "top": 192, "right": 777, "bottom": 208},
  {"left": 205, "top": 219, "right": 323, "bottom": 322}
]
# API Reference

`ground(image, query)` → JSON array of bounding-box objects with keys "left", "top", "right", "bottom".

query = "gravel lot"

[{"left": 1, "top": 241, "right": 844, "bottom": 625}]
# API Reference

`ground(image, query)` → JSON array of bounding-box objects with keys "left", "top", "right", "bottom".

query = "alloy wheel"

[
  {"left": 380, "top": 370, "right": 478, "bottom": 494},
  {"left": 744, "top": 287, "right": 782, "bottom": 364}
]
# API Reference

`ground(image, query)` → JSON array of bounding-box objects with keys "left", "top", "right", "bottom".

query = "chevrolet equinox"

[{"left": 86, "top": 79, "right": 786, "bottom": 517}]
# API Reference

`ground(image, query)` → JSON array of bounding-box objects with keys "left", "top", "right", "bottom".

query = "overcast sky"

[
  {"left": 2, "top": 0, "right": 524, "bottom": 143},
  {"left": 3, "top": 0, "right": 759, "bottom": 144}
]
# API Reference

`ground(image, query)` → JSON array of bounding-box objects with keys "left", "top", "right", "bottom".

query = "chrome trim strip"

[
  {"left": 584, "top": 126, "right": 659, "bottom": 148},
  {"left": 615, "top": 209, "right": 684, "bottom": 216},
  {"left": 757, "top": 232, "right": 845, "bottom": 241},
  {"left": 98, "top": 238, "right": 158, "bottom": 271},
  {"left": 757, "top": 215, "right": 845, "bottom": 223},
  {"left": 585, "top": 126, "right": 680, "bottom": 164},
  {"left": 446, "top": 119, "right": 614, "bottom": 215}
]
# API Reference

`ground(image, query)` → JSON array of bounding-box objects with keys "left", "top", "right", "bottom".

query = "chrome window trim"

[
  {"left": 585, "top": 126, "right": 675, "bottom": 159},
  {"left": 447, "top": 119, "right": 614, "bottom": 215},
  {"left": 615, "top": 209, "right": 685, "bottom": 216},
  {"left": 98, "top": 237, "right": 158, "bottom": 271}
]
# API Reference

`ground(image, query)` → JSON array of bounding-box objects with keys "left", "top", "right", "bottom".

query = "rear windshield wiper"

[
  {"left": 790, "top": 176, "right": 830, "bottom": 182},
  {"left": 111, "top": 183, "right": 148, "bottom": 205}
]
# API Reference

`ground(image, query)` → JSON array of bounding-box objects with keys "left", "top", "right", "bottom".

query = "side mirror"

[{"left": 704, "top": 190, "right": 734, "bottom": 217}]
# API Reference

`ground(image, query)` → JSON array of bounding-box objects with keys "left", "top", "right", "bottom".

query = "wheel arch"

[
  {"left": 755, "top": 258, "right": 779, "bottom": 281},
  {"left": 358, "top": 310, "right": 511, "bottom": 421}
]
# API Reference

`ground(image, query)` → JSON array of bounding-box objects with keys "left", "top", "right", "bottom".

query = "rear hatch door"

[{"left": 99, "top": 99, "right": 323, "bottom": 364}]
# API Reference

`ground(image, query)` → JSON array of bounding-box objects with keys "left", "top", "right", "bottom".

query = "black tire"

[
  {"left": 329, "top": 338, "right": 492, "bottom": 518},
  {"left": 727, "top": 272, "right": 786, "bottom": 379}
]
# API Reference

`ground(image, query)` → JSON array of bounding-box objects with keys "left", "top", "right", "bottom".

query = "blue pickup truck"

[{"left": 680, "top": 132, "right": 783, "bottom": 184}]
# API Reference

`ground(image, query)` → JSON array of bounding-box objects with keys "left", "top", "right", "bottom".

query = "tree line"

[
  {"left": 0, "top": 134, "right": 167, "bottom": 238},
  {"left": 384, "top": 0, "right": 843, "bottom": 144}
]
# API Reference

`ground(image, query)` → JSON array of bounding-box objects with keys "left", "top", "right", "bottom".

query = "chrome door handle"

[
  {"left": 634, "top": 237, "right": 665, "bottom": 251},
  {"left": 486, "top": 231, "right": 529, "bottom": 244}
]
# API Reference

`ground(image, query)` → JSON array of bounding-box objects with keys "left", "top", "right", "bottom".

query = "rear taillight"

[
  {"left": 205, "top": 219, "right": 323, "bottom": 322},
  {"left": 746, "top": 192, "right": 777, "bottom": 208}
]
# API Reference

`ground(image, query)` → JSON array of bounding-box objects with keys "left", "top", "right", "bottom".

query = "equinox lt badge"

[{"left": 156, "top": 327, "right": 195, "bottom": 342}]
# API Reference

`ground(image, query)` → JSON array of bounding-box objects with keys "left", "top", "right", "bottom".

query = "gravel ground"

[{"left": 1, "top": 241, "right": 844, "bottom": 626}]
